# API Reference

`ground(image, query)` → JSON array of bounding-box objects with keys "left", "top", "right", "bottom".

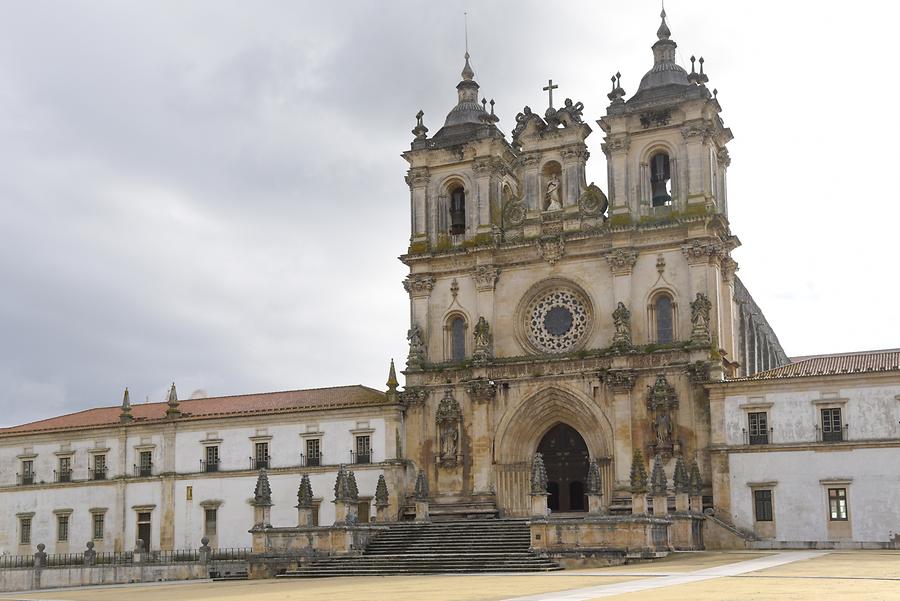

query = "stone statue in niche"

[
  {"left": 545, "top": 173, "right": 562, "bottom": 211},
  {"left": 647, "top": 373, "right": 679, "bottom": 455},
  {"left": 612, "top": 302, "right": 632, "bottom": 349},
  {"left": 472, "top": 316, "right": 492, "bottom": 364},
  {"left": 406, "top": 325, "right": 425, "bottom": 369},
  {"left": 690, "top": 292, "right": 712, "bottom": 344},
  {"left": 435, "top": 385, "right": 462, "bottom": 467}
]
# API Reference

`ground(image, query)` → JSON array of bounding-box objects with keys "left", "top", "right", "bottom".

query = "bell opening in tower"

[
  {"left": 449, "top": 186, "right": 466, "bottom": 235},
  {"left": 650, "top": 152, "right": 672, "bottom": 207}
]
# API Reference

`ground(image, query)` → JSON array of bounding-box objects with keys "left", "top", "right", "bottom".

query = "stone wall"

[{"left": 0, "top": 563, "right": 213, "bottom": 593}]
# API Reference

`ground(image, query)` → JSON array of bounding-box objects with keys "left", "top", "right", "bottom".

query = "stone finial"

[
  {"left": 412, "top": 110, "right": 429, "bottom": 140},
  {"left": 253, "top": 469, "right": 273, "bottom": 507},
  {"left": 386, "top": 359, "right": 399, "bottom": 392},
  {"left": 689, "top": 460, "right": 704, "bottom": 496},
  {"left": 348, "top": 470, "right": 360, "bottom": 502},
  {"left": 585, "top": 460, "right": 602, "bottom": 495},
  {"left": 134, "top": 539, "right": 145, "bottom": 553},
  {"left": 297, "top": 474, "right": 314, "bottom": 509},
  {"left": 650, "top": 455, "right": 668, "bottom": 497},
  {"left": 657, "top": 6, "right": 671, "bottom": 40},
  {"left": 629, "top": 448, "right": 649, "bottom": 494},
  {"left": 34, "top": 543, "right": 47, "bottom": 567},
  {"left": 414, "top": 469, "right": 429, "bottom": 501},
  {"left": 200, "top": 536, "right": 210, "bottom": 551},
  {"left": 461, "top": 52, "right": 475, "bottom": 81},
  {"left": 165, "top": 382, "right": 181, "bottom": 418},
  {"left": 607, "top": 72, "right": 626, "bottom": 104},
  {"left": 530, "top": 453, "right": 549, "bottom": 494},
  {"left": 119, "top": 387, "right": 133, "bottom": 423},
  {"left": 673, "top": 456, "right": 690, "bottom": 494},
  {"left": 334, "top": 464, "right": 352, "bottom": 502},
  {"left": 375, "top": 474, "right": 390, "bottom": 507},
  {"left": 83, "top": 541, "right": 96, "bottom": 566}
]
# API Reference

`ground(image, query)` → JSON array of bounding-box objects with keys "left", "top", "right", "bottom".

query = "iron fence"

[{"left": 0, "top": 547, "right": 251, "bottom": 570}]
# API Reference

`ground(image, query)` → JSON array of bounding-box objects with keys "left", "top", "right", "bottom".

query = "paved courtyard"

[{"left": 3, "top": 550, "right": 898, "bottom": 601}]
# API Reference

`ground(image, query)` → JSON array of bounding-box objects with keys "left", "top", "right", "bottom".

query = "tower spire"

[{"left": 657, "top": 6, "right": 672, "bottom": 41}]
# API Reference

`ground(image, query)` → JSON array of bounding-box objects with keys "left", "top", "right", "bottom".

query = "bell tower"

[{"left": 600, "top": 8, "right": 733, "bottom": 223}]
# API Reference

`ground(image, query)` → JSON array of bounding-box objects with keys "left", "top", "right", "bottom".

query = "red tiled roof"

[
  {"left": 744, "top": 349, "right": 900, "bottom": 381},
  {"left": 0, "top": 385, "right": 389, "bottom": 436}
]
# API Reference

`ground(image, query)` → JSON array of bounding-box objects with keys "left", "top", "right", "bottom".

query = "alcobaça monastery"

[{"left": 1, "top": 9, "right": 898, "bottom": 574}]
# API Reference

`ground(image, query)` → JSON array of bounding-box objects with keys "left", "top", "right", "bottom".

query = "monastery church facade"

[{"left": 0, "top": 12, "right": 897, "bottom": 556}]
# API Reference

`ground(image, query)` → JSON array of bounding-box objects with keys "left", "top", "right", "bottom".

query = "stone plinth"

[
  {"left": 297, "top": 507, "right": 314, "bottom": 527},
  {"left": 376, "top": 504, "right": 390, "bottom": 523},
  {"left": 531, "top": 493, "right": 550, "bottom": 518},
  {"left": 675, "top": 492, "right": 689, "bottom": 513},
  {"left": 690, "top": 494, "right": 703, "bottom": 512},
  {"left": 588, "top": 493, "right": 603, "bottom": 515},
  {"left": 631, "top": 493, "right": 647, "bottom": 515},
  {"left": 652, "top": 495, "right": 668, "bottom": 516},
  {"left": 529, "top": 515, "right": 671, "bottom": 557},
  {"left": 334, "top": 501, "right": 352, "bottom": 525},
  {"left": 415, "top": 500, "right": 429, "bottom": 522}
]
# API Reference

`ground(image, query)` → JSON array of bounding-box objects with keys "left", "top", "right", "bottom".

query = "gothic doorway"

[{"left": 537, "top": 423, "right": 589, "bottom": 512}]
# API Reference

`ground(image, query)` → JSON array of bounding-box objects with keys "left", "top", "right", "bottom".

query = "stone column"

[
  {"left": 673, "top": 456, "right": 690, "bottom": 512},
  {"left": 407, "top": 167, "right": 429, "bottom": 242},
  {"left": 651, "top": 455, "right": 669, "bottom": 516},
  {"left": 604, "top": 135, "right": 631, "bottom": 217},
  {"left": 521, "top": 153, "right": 542, "bottom": 212},
  {"left": 413, "top": 469, "right": 430, "bottom": 523},
  {"left": 606, "top": 368, "right": 636, "bottom": 486},
  {"left": 472, "top": 158, "right": 494, "bottom": 235},
  {"left": 403, "top": 275, "right": 435, "bottom": 368},
  {"left": 466, "top": 378, "right": 497, "bottom": 495}
]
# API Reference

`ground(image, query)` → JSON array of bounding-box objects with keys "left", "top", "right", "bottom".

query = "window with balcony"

[
  {"left": 204, "top": 446, "right": 220, "bottom": 473},
  {"left": 748, "top": 412, "right": 769, "bottom": 445},
  {"left": 19, "top": 460, "right": 34, "bottom": 486},
  {"left": 253, "top": 442, "right": 270, "bottom": 470},
  {"left": 354, "top": 435, "right": 371, "bottom": 464},
  {"left": 56, "top": 457, "right": 72, "bottom": 483},
  {"left": 305, "top": 438, "right": 321, "bottom": 467},
  {"left": 821, "top": 408, "right": 844, "bottom": 442},
  {"left": 91, "top": 454, "right": 107, "bottom": 480},
  {"left": 137, "top": 451, "right": 153, "bottom": 477}
]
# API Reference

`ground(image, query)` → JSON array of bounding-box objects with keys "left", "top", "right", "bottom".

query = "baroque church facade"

[
  {"left": 398, "top": 10, "right": 783, "bottom": 517},
  {"left": 0, "top": 11, "right": 896, "bottom": 557}
]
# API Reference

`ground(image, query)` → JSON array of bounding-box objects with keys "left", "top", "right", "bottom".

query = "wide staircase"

[{"left": 280, "top": 519, "right": 561, "bottom": 577}]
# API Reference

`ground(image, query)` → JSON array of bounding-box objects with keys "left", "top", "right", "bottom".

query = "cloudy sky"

[{"left": 0, "top": 0, "right": 897, "bottom": 427}]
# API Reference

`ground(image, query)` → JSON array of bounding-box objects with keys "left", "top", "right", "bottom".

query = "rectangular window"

[
  {"left": 829, "top": 488, "right": 848, "bottom": 520},
  {"left": 139, "top": 451, "right": 152, "bottom": 476},
  {"left": 93, "top": 454, "right": 107, "bottom": 480},
  {"left": 753, "top": 489, "right": 773, "bottom": 522},
  {"left": 58, "top": 457, "right": 72, "bottom": 482},
  {"left": 204, "top": 508, "right": 217, "bottom": 536},
  {"left": 254, "top": 442, "right": 269, "bottom": 469},
  {"left": 748, "top": 412, "right": 769, "bottom": 445},
  {"left": 355, "top": 436, "right": 371, "bottom": 464},
  {"left": 20, "top": 517, "right": 31, "bottom": 545},
  {"left": 21, "top": 460, "right": 34, "bottom": 485},
  {"left": 821, "top": 408, "right": 843, "bottom": 442},
  {"left": 306, "top": 439, "right": 321, "bottom": 467},
  {"left": 93, "top": 514, "right": 105, "bottom": 540},
  {"left": 57, "top": 515, "right": 69, "bottom": 542},
  {"left": 205, "top": 446, "right": 219, "bottom": 472}
]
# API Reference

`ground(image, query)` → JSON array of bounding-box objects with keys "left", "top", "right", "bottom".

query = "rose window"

[{"left": 525, "top": 287, "right": 591, "bottom": 353}]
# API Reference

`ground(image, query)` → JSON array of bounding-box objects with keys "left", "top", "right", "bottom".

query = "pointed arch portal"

[{"left": 538, "top": 423, "right": 589, "bottom": 512}]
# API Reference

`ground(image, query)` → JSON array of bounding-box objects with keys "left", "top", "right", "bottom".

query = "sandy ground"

[{"left": 3, "top": 550, "right": 899, "bottom": 601}]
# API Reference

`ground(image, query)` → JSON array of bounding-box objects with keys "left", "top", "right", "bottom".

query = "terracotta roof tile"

[
  {"left": 741, "top": 349, "right": 900, "bottom": 381},
  {"left": 0, "top": 385, "right": 388, "bottom": 436}
]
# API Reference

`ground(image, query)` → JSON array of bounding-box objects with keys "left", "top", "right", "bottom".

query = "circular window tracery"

[{"left": 524, "top": 286, "right": 591, "bottom": 354}]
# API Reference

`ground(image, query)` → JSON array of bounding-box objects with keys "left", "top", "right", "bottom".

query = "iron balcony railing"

[
  {"left": 350, "top": 450, "right": 371, "bottom": 465},
  {"left": 299, "top": 453, "right": 321, "bottom": 467},
  {"left": 200, "top": 460, "right": 219, "bottom": 473},
  {"left": 53, "top": 469, "right": 72, "bottom": 483},
  {"left": 133, "top": 463, "right": 153, "bottom": 477},
  {"left": 88, "top": 467, "right": 107, "bottom": 481},
  {"left": 249, "top": 456, "right": 270, "bottom": 470},
  {"left": 816, "top": 423, "right": 849, "bottom": 443},
  {"left": 742, "top": 427, "right": 773, "bottom": 445},
  {"left": 16, "top": 473, "right": 34, "bottom": 486}
]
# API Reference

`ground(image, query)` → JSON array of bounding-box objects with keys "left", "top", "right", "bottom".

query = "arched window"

[
  {"left": 449, "top": 185, "right": 466, "bottom": 235},
  {"left": 450, "top": 316, "right": 466, "bottom": 362},
  {"left": 654, "top": 294, "right": 674, "bottom": 343},
  {"left": 650, "top": 152, "right": 672, "bottom": 207}
]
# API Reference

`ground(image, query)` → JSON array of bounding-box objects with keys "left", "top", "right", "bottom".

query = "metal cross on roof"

[{"left": 543, "top": 79, "right": 558, "bottom": 109}]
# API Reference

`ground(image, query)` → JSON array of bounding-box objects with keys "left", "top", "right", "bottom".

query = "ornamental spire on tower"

[{"left": 657, "top": 6, "right": 671, "bottom": 40}]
